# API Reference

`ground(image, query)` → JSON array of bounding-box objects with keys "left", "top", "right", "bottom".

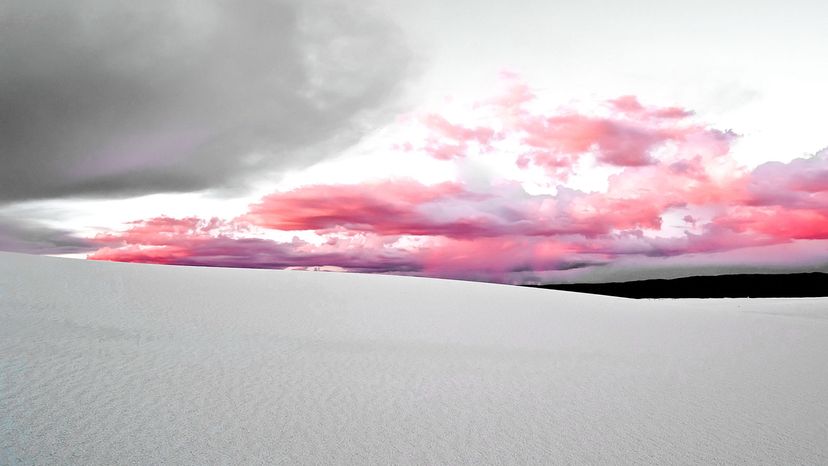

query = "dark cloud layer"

[
  {"left": 0, "top": 0, "right": 412, "bottom": 201},
  {"left": 0, "top": 216, "right": 94, "bottom": 254}
]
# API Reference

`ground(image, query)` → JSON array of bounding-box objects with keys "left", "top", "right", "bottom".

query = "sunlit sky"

[{"left": 2, "top": 0, "right": 827, "bottom": 283}]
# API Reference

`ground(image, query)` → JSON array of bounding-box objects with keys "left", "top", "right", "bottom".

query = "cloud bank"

[
  {"left": 0, "top": 215, "right": 94, "bottom": 255},
  {"left": 0, "top": 0, "right": 412, "bottom": 201},
  {"left": 85, "top": 77, "right": 828, "bottom": 282}
]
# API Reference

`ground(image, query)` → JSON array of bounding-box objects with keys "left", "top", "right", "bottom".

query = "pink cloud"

[
  {"left": 402, "top": 78, "right": 734, "bottom": 180},
  {"left": 608, "top": 95, "right": 694, "bottom": 120},
  {"left": 86, "top": 78, "right": 828, "bottom": 283},
  {"left": 714, "top": 206, "right": 828, "bottom": 240},
  {"left": 520, "top": 114, "right": 667, "bottom": 167},
  {"left": 747, "top": 149, "right": 828, "bottom": 208},
  {"left": 90, "top": 218, "right": 421, "bottom": 273},
  {"left": 418, "top": 114, "right": 495, "bottom": 160},
  {"left": 242, "top": 180, "right": 506, "bottom": 237},
  {"left": 417, "top": 236, "right": 576, "bottom": 281}
]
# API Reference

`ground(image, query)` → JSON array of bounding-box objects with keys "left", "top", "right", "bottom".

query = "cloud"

[
  {"left": 243, "top": 180, "right": 479, "bottom": 235},
  {"left": 83, "top": 79, "right": 828, "bottom": 283},
  {"left": 608, "top": 95, "right": 694, "bottom": 120},
  {"left": 402, "top": 77, "right": 733, "bottom": 179},
  {"left": 746, "top": 148, "right": 828, "bottom": 208},
  {"left": 241, "top": 179, "right": 684, "bottom": 239},
  {"left": 705, "top": 148, "right": 828, "bottom": 241},
  {"left": 0, "top": 216, "right": 94, "bottom": 255},
  {"left": 0, "top": 0, "right": 412, "bottom": 201},
  {"left": 89, "top": 216, "right": 420, "bottom": 273}
]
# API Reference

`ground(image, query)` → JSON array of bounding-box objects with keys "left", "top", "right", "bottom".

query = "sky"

[{"left": 1, "top": 0, "right": 828, "bottom": 283}]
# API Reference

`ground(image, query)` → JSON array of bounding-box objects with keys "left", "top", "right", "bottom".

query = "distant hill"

[{"left": 530, "top": 272, "right": 828, "bottom": 298}]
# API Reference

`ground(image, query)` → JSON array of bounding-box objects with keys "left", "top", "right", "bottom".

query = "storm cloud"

[{"left": 0, "top": 0, "right": 413, "bottom": 201}]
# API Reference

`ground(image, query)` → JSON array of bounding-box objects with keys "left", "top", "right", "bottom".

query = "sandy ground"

[{"left": 1, "top": 252, "right": 827, "bottom": 464}]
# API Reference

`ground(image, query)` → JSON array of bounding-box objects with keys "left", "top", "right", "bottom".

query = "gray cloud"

[
  {"left": 0, "top": 216, "right": 95, "bottom": 254},
  {"left": 0, "top": 0, "right": 413, "bottom": 201}
]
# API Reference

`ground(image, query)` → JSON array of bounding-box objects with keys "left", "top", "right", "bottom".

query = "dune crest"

[{"left": 2, "top": 252, "right": 827, "bottom": 464}]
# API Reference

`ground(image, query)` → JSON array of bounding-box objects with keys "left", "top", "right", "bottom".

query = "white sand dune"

[{"left": 1, "top": 252, "right": 827, "bottom": 464}]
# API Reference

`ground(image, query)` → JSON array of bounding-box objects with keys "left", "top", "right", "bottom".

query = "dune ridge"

[{"left": 1, "top": 252, "right": 827, "bottom": 464}]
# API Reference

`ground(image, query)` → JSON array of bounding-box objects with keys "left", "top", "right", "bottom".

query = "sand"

[{"left": 1, "top": 252, "right": 827, "bottom": 464}]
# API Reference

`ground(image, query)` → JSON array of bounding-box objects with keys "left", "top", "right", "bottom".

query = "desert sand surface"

[{"left": 1, "top": 252, "right": 827, "bottom": 464}]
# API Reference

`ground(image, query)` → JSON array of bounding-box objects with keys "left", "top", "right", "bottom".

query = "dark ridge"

[{"left": 527, "top": 272, "right": 828, "bottom": 299}]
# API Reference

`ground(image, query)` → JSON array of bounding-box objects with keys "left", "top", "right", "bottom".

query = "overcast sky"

[{"left": 2, "top": 0, "right": 827, "bottom": 283}]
